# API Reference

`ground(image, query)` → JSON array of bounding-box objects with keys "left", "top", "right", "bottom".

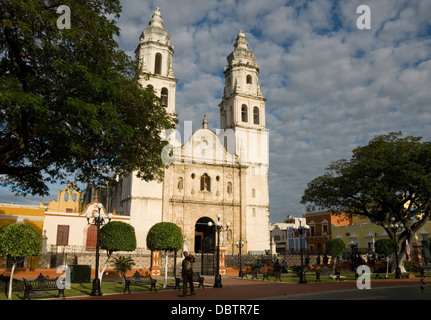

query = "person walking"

[{"left": 179, "top": 251, "right": 195, "bottom": 297}]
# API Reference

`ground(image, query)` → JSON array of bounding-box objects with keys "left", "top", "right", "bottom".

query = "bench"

[
  {"left": 123, "top": 271, "right": 157, "bottom": 293},
  {"left": 272, "top": 268, "right": 282, "bottom": 282},
  {"left": 23, "top": 273, "right": 65, "bottom": 300},
  {"left": 175, "top": 273, "right": 205, "bottom": 289},
  {"left": 0, "top": 274, "right": 26, "bottom": 298},
  {"left": 329, "top": 270, "right": 345, "bottom": 281},
  {"left": 251, "top": 268, "right": 259, "bottom": 280}
]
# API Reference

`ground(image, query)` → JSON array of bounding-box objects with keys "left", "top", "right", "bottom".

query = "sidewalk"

[{"left": 68, "top": 276, "right": 427, "bottom": 300}]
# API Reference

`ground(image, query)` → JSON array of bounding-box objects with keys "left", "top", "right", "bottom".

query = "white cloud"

[{"left": 2, "top": 0, "right": 430, "bottom": 223}]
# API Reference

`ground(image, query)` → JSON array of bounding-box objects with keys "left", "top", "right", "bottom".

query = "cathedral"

[{"left": 99, "top": 8, "right": 270, "bottom": 255}]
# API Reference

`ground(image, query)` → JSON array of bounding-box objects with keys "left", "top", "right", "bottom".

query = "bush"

[{"left": 146, "top": 222, "right": 183, "bottom": 251}]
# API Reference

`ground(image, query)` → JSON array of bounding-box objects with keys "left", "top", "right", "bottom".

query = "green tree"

[
  {"left": 0, "top": 223, "right": 42, "bottom": 300},
  {"left": 301, "top": 132, "right": 431, "bottom": 272},
  {"left": 99, "top": 221, "right": 136, "bottom": 283},
  {"left": 324, "top": 239, "right": 346, "bottom": 272},
  {"left": 146, "top": 222, "right": 183, "bottom": 288},
  {"left": 0, "top": 0, "right": 176, "bottom": 196},
  {"left": 375, "top": 239, "right": 396, "bottom": 278},
  {"left": 112, "top": 256, "right": 135, "bottom": 284}
]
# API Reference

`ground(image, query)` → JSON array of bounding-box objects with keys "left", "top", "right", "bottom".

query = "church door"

[{"left": 195, "top": 217, "right": 216, "bottom": 275}]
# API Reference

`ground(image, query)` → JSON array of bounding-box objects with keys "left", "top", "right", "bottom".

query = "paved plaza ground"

[
  {"left": 61, "top": 276, "right": 429, "bottom": 318},
  {"left": 69, "top": 275, "right": 429, "bottom": 300}
]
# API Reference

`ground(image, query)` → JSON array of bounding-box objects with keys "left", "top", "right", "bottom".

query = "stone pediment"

[{"left": 173, "top": 128, "right": 237, "bottom": 166}]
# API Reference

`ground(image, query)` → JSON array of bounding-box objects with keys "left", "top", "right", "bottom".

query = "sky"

[{"left": 1, "top": 0, "right": 430, "bottom": 222}]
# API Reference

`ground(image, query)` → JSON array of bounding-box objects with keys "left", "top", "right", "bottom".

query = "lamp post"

[
  {"left": 292, "top": 221, "right": 309, "bottom": 284},
  {"left": 236, "top": 240, "right": 245, "bottom": 278},
  {"left": 208, "top": 214, "right": 230, "bottom": 288},
  {"left": 86, "top": 202, "right": 113, "bottom": 296},
  {"left": 384, "top": 217, "right": 403, "bottom": 279}
]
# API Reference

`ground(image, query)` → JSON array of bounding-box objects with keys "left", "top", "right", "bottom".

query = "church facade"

[{"left": 100, "top": 8, "right": 270, "bottom": 255}]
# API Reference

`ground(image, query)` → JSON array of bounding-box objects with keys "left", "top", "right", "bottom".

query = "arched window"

[
  {"left": 241, "top": 105, "right": 248, "bottom": 122},
  {"left": 177, "top": 177, "right": 184, "bottom": 190},
  {"left": 227, "top": 182, "right": 232, "bottom": 195},
  {"left": 200, "top": 173, "right": 211, "bottom": 192},
  {"left": 253, "top": 106, "right": 260, "bottom": 125},
  {"left": 64, "top": 192, "right": 69, "bottom": 201},
  {"left": 161, "top": 87, "right": 168, "bottom": 107},
  {"left": 154, "top": 53, "right": 162, "bottom": 74},
  {"left": 246, "top": 74, "right": 252, "bottom": 84}
]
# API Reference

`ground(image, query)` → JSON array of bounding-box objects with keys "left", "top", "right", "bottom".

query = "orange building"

[{"left": 304, "top": 211, "right": 351, "bottom": 252}]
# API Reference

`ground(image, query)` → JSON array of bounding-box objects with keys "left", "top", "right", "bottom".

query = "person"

[
  {"left": 281, "top": 259, "right": 287, "bottom": 273},
  {"left": 179, "top": 251, "right": 195, "bottom": 297}
]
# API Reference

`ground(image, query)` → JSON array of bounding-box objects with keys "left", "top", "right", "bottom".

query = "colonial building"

[
  {"left": 270, "top": 216, "right": 306, "bottom": 254},
  {"left": 304, "top": 211, "right": 351, "bottom": 252},
  {"left": 90, "top": 8, "right": 270, "bottom": 255}
]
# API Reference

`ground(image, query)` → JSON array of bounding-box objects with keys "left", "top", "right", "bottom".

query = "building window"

[
  {"left": 86, "top": 225, "right": 97, "bottom": 251},
  {"left": 161, "top": 87, "right": 168, "bottom": 107},
  {"left": 252, "top": 208, "right": 256, "bottom": 217},
  {"left": 310, "top": 225, "right": 315, "bottom": 237},
  {"left": 64, "top": 192, "right": 69, "bottom": 201},
  {"left": 154, "top": 53, "right": 162, "bottom": 74},
  {"left": 246, "top": 74, "right": 252, "bottom": 84},
  {"left": 252, "top": 188, "right": 256, "bottom": 198},
  {"left": 322, "top": 224, "right": 328, "bottom": 235},
  {"left": 56, "top": 225, "right": 69, "bottom": 246},
  {"left": 177, "top": 177, "right": 184, "bottom": 190},
  {"left": 227, "top": 182, "right": 232, "bottom": 195},
  {"left": 200, "top": 173, "right": 211, "bottom": 192},
  {"left": 241, "top": 105, "right": 248, "bottom": 122},
  {"left": 253, "top": 107, "right": 259, "bottom": 125}
]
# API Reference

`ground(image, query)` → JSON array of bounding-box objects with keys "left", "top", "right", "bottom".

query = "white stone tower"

[
  {"left": 219, "top": 31, "right": 270, "bottom": 253},
  {"left": 135, "top": 7, "right": 177, "bottom": 115}
]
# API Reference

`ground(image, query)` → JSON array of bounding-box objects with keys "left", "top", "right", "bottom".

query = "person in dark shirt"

[{"left": 179, "top": 251, "right": 195, "bottom": 296}]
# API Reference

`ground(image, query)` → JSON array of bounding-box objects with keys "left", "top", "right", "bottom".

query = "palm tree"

[{"left": 112, "top": 256, "right": 135, "bottom": 284}]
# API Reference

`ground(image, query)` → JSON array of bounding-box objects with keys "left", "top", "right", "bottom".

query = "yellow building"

[
  {"left": 332, "top": 220, "right": 386, "bottom": 252},
  {"left": 0, "top": 203, "right": 45, "bottom": 233},
  {"left": 332, "top": 217, "right": 431, "bottom": 260},
  {"left": 0, "top": 202, "right": 46, "bottom": 269},
  {"left": 40, "top": 181, "right": 83, "bottom": 213}
]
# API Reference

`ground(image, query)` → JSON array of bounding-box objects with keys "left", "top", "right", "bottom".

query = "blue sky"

[{"left": 1, "top": 0, "right": 430, "bottom": 223}]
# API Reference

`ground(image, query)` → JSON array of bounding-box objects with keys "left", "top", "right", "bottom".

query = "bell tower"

[
  {"left": 219, "top": 31, "right": 268, "bottom": 167},
  {"left": 135, "top": 8, "right": 177, "bottom": 115},
  {"left": 219, "top": 31, "right": 270, "bottom": 253},
  {"left": 219, "top": 31, "right": 266, "bottom": 131}
]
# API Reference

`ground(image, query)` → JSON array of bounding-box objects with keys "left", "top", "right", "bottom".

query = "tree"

[
  {"left": 112, "top": 256, "right": 135, "bottom": 284},
  {"left": 301, "top": 132, "right": 431, "bottom": 272},
  {"left": 146, "top": 222, "right": 183, "bottom": 288},
  {"left": 375, "top": 239, "right": 396, "bottom": 278},
  {"left": 0, "top": 0, "right": 176, "bottom": 196},
  {"left": 99, "top": 221, "right": 136, "bottom": 284},
  {"left": 324, "top": 239, "right": 346, "bottom": 272},
  {"left": 0, "top": 223, "right": 42, "bottom": 300}
]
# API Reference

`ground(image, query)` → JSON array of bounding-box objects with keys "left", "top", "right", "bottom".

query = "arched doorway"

[{"left": 195, "top": 217, "right": 215, "bottom": 253}]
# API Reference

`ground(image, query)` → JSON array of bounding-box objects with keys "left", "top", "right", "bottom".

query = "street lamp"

[
  {"left": 86, "top": 202, "right": 113, "bottom": 296},
  {"left": 208, "top": 214, "right": 230, "bottom": 288},
  {"left": 292, "top": 221, "right": 309, "bottom": 284},
  {"left": 236, "top": 240, "right": 245, "bottom": 278},
  {"left": 384, "top": 217, "right": 403, "bottom": 279}
]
